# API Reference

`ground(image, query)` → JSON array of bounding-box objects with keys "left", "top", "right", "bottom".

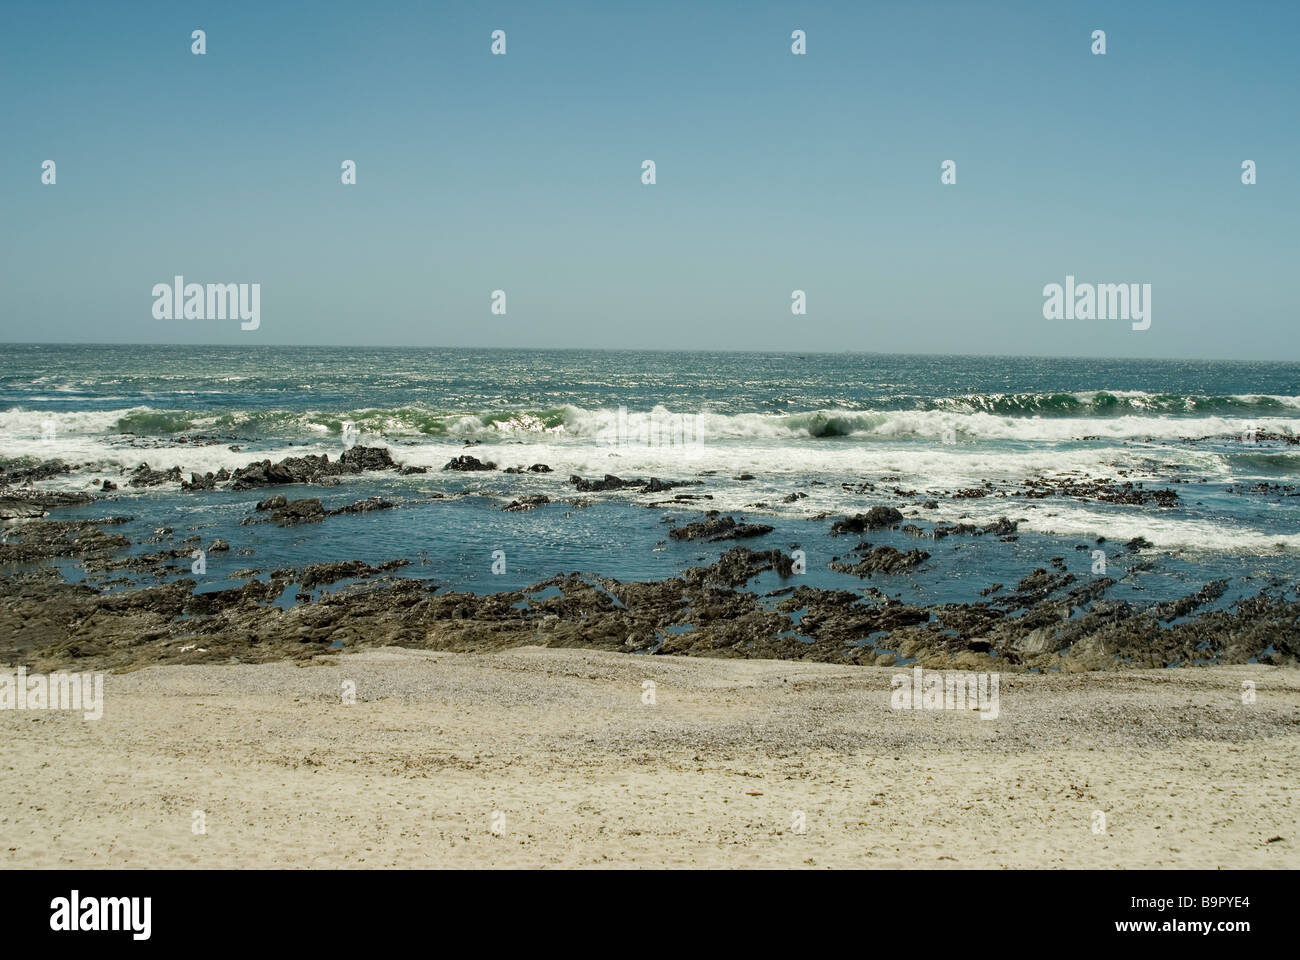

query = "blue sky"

[{"left": 1, "top": 0, "right": 1296, "bottom": 359}]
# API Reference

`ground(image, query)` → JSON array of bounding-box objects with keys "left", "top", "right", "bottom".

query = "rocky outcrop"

[
  {"left": 0, "top": 498, "right": 47, "bottom": 520},
  {"left": 271, "top": 498, "right": 326, "bottom": 525},
  {"left": 569, "top": 474, "right": 639, "bottom": 492},
  {"left": 444, "top": 455, "right": 496, "bottom": 471},
  {"left": 830, "top": 507, "right": 904, "bottom": 535},
  {"left": 931, "top": 517, "right": 1019, "bottom": 540},
  {"left": 569, "top": 474, "right": 699, "bottom": 494},
  {"left": 128, "top": 463, "right": 183, "bottom": 488},
  {"left": 684, "top": 547, "right": 796, "bottom": 587},
  {"left": 0, "top": 492, "right": 94, "bottom": 519},
  {"left": 668, "top": 513, "right": 774, "bottom": 542},
  {"left": 0, "top": 519, "right": 132, "bottom": 565},
  {"left": 229, "top": 446, "right": 400, "bottom": 490},
  {"left": 298, "top": 558, "right": 412, "bottom": 591},
  {"left": 830, "top": 545, "right": 930, "bottom": 576},
  {"left": 503, "top": 495, "right": 550, "bottom": 512},
  {"left": 328, "top": 497, "right": 394, "bottom": 515},
  {"left": 2, "top": 548, "right": 1296, "bottom": 674},
  {"left": 504, "top": 464, "right": 553, "bottom": 474},
  {"left": 0, "top": 459, "right": 72, "bottom": 486}
]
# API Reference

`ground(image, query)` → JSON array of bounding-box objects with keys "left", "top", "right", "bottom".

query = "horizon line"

[{"left": 1, "top": 342, "right": 1295, "bottom": 366}]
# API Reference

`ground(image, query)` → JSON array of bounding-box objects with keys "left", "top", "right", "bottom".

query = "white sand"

[{"left": 1, "top": 647, "right": 1296, "bottom": 868}]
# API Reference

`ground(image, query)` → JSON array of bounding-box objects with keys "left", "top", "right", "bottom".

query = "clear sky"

[{"left": 1, "top": 0, "right": 1296, "bottom": 359}]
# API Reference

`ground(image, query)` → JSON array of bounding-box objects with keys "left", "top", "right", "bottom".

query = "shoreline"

[
  {"left": 5, "top": 562, "right": 1298, "bottom": 675},
  {"left": 2, "top": 445, "right": 1298, "bottom": 675}
]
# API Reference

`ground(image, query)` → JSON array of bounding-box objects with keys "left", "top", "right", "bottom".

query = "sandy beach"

[
  {"left": 5, "top": 0, "right": 1299, "bottom": 896},
  {"left": 2, "top": 647, "right": 1296, "bottom": 869}
]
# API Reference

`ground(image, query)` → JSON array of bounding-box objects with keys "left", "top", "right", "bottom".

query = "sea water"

[{"left": 2, "top": 344, "right": 1297, "bottom": 615}]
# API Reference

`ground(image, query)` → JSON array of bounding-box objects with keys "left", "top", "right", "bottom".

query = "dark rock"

[
  {"left": 0, "top": 459, "right": 71, "bottom": 486},
  {"left": 444, "top": 455, "right": 496, "bottom": 471},
  {"left": 272, "top": 498, "right": 326, "bottom": 525},
  {"left": 340, "top": 446, "right": 396, "bottom": 472},
  {"left": 1152, "top": 579, "right": 1229, "bottom": 622},
  {"left": 0, "top": 492, "right": 93, "bottom": 518},
  {"left": 503, "top": 495, "right": 550, "bottom": 512},
  {"left": 830, "top": 507, "right": 904, "bottom": 535},
  {"left": 128, "top": 463, "right": 182, "bottom": 488},
  {"left": 0, "top": 519, "right": 131, "bottom": 565},
  {"left": 685, "top": 547, "right": 796, "bottom": 587},
  {"left": 567, "top": 474, "right": 697, "bottom": 494},
  {"left": 299, "top": 558, "right": 411, "bottom": 591},
  {"left": 328, "top": 497, "right": 394, "bottom": 515},
  {"left": 982, "top": 517, "right": 1019, "bottom": 536},
  {"left": 0, "top": 498, "right": 47, "bottom": 520},
  {"left": 267, "top": 455, "right": 330, "bottom": 484},
  {"left": 643, "top": 477, "right": 695, "bottom": 494},
  {"left": 4, "top": 550, "right": 1297, "bottom": 675},
  {"left": 229, "top": 446, "right": 400, "bottom": 490},
  {"left": 182, "top": 472, "right": 217, "bottom": 492},
  {"left": 569, "top": 473, "right": 639, "bottom": 492},
  {"left": 830, "top": 545, "right": 930, "bottom": 576},
  {"left": 668, "top": 513, "right": 774, "bottom": 542}
]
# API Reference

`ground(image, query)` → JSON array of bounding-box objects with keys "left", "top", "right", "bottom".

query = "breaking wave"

[{"left": 2, "top": 392, "right": 1297, "bottom": 445}]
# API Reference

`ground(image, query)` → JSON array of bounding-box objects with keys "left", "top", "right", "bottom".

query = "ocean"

[{"left": 2, "top": 344, "right": 1298, "bottom": 618}]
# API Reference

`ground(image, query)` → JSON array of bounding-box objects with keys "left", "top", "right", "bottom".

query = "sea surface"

[{"left": 2, "top": 344, "right": 1298, "bottom": 613}]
